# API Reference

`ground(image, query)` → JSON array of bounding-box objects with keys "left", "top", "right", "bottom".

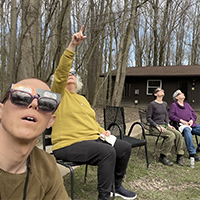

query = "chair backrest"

[
  {"left": 138, "top": 108, "right": 151, "bottom": 131},
  {"left": 104, "top": 106, "right": 126, "bottom": 136},
  {"left": 169, "top": 120, "right": 179, "bottom": 130},
  {"left": 42, "top": 127, "right": 53, "bottom": 151}
]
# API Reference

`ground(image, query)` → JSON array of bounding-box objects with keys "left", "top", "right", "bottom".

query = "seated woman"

[
  {"left": 51, "top": 26, "right": 137, "bottom": 200},
  {"left": 147, "top": 88, "right": 184, "bottom": 166},
  {"left": 169, "top": 89, "right": 200, "bottom": 161}
]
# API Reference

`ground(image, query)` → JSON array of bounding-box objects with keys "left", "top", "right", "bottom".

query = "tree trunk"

[
  {"left": 158, "top": 0, "right": 171, "bottom": 66},
  {"left": 0, "top": 0, "right": 6, "bottom": 98},
  {"left": 87, "top": 0, "right": 100, "bottom": 104},
  {"left": 17, "top": 0, "right": 40, "bottom": 81},
  {"left": 152, "top": 0, "right": 158, "bottom": 66},
  {"left": 112, "top": 0, "right": 137, "bottom": 106},
  {"left": 7, "top": 0, "right": 17, "bottom": 87}
]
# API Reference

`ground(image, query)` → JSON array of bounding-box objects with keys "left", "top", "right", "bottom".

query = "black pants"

[{"left": 53, "top": 138, "right": 131, "bottom": 195}]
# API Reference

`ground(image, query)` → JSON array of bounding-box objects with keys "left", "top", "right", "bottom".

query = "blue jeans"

[{"left": 183, "top": 125, "right": 200, "bottom": 154}]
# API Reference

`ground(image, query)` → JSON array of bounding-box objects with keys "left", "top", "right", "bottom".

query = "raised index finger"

[{"left": 79, "top": 25, "right": 85, "bottom": 34}]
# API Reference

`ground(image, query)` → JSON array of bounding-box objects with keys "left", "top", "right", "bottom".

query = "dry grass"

[{"left": 62, "top": 106, "right": 200, "bottom": 200}]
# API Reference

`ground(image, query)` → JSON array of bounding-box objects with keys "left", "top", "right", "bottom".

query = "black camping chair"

[
  {"left": 138, "top": 108, "right": 166, "bottom": 158},
  {"left": 104, "top": 106, "right": 149, "bottom": 169}
]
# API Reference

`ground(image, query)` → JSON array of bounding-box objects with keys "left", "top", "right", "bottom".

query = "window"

[{"left": 147, "top": 80, "right": 162, "bottom": 95}]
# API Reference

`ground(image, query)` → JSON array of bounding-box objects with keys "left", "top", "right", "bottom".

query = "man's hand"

[{"left": 68, "top": 25, "right": 87, "bottom": 51}]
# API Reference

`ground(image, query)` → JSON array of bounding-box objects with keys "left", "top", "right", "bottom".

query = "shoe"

[
  {"left": 189, "top": 154, "right": 200, "bottom": 161},
  {"left": 196, "top": 148, "right": 200, "bottom": 153},
  {"left": 110, "top": 185, "right": 137, "bottom": 200},
  {"left": 176, "top": 156, "right": 184, "bottom": 166},
  {"left": 159, "top": 156, "right": 173, "bottom": 166}
]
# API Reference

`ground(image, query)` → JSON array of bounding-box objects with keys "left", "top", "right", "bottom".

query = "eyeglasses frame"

[{"left": 1, "top": 89, "right": 60, "bottom": 113}]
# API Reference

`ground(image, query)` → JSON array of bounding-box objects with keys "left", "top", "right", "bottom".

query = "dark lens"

[
  {"left": 154, "top": 89, "right": 159, "bottom": 94},
  {"left": 11, "top": 91, "right": 33, "bottom": 107},
  {"left": 38, "top": 97, "right": 57, "bottom": 112},
  {"left": 70, "top": 71, "right": 76, "bottom": 76}
]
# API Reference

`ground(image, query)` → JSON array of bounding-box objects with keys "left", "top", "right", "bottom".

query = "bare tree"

[
  {"left": 191, "top": 1, "right": 200, "bottom": 65},
  {"left": 158, "top": 0, "right": 172, "bottom": 66},
  {"left": 112, "top": 0, "right": 137, "bottom": 106},
  {"left": 0, "top": 0, "right": 7, "bottom": 97},
  {"left": 7, "top": 0, "right": 17, "bottom": 88},
  {"left": 16, "top": 0, "right": 40, "bottom": 81},
  {"left": 2, "top": 0, "right": 200, "bottom": 106},
  {"left": 152, "top": 0, "right": 159, "bottom": 66}
]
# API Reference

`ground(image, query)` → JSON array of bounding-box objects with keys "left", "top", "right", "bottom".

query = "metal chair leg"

[{"left": 84, "top": 164, "right": 88, "bottom": 183}]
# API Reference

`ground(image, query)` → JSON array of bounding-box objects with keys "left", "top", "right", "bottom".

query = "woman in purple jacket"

[{"left": 169, "top": 90, "right": 200, "bottom": 161}]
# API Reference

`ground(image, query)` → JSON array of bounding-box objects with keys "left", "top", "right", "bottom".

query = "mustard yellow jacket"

[{"left": 51, "top": 49, "right": 105, "bottom": 151}]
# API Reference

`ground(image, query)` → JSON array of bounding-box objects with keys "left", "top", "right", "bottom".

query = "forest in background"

[{"left": 1, "top": 0, "right": 200, "bottom": 106}]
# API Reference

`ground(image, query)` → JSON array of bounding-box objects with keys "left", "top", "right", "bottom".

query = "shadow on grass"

[{"left": 63, "top": 136, "right": 200, "bottom": 200}]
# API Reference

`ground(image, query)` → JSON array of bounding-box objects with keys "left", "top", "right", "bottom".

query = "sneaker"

[
  {"left": 159, "top": 156, "right": 173, "bottom": 166},
  {"left": 176, "top": 156, "right": 184, "bottom": 166},
  {"left": 110, "top": 185, "right": 137, "bottom": 200},
  {"left": 196, "top": 148, "right": 200, "bottom": 153},
  {"left": 189, "top": 154, "right": 200, "bottom": 161}
]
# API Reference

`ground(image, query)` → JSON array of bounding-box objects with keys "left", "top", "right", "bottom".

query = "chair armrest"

[
  {"left": 156, "top": 124, "right": 163, "bottom": 138},
  {"left": 107, "top": 122, "right": 123, "bottom": 140},
  {"left": 127, "top": 122, "right": 146, "bottom": 140}
]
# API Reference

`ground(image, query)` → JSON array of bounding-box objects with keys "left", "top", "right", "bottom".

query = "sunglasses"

[
  {"left": 69, "top": 71, "right": 77, "bottom": 76},
  {"left": 176, "top": 93, "right": 181, "bottom": 97},
  {"left": 1, "top": 84, "right": 61, "bottom": 113},
  {"left": 154, "top": 89, "right": 164, "bottom": 93}
]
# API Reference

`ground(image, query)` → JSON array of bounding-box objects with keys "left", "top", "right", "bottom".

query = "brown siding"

[{"left": 120, "top": 76, "right": 200, "bottom": 110}]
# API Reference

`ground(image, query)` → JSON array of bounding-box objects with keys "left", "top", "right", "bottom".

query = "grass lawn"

[
  {"left": 63, "top": 135, "right": 200, "bottom": 200},
  {"left": 38, "top": 107, "right": 200, "bottom": 200}
]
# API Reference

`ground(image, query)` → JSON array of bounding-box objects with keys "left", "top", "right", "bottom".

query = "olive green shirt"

[{"left": 0, "top": 146, "right": 71, "bottom": 200}]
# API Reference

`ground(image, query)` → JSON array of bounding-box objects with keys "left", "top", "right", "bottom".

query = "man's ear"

[
  {"left": 0, "top": 103, "right": 4, "bottom": 120},
  {"left": 46, "top": 114, "right": 56, "bottom": 129}
]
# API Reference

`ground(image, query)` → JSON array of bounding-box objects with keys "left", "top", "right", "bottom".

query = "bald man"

[{"left": 0, "top": 79, "right": 71, "bottom": 200}]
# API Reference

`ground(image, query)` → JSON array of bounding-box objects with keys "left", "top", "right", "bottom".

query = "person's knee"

[
  {"left": 125, "top": 142, "right": 132, "bottom": 154},
  {"left": 118, "top": 141, "right": 131, "bottom": 154},
  {"left": 121, "top": 142, "right": 132, "bottom": 158},
  {"left": 167, "top": 132, "right": 175, "bottom": 142},
  {"left": 101, "top": 146, "right": 116, "bottom": 167},
  {"left": 176, "top": 131, "right": 183, "bottom": 139},
  {"left": 184, "top": 127, "right": 191, "bottom": 132},
  {"left": 102, "top": 145, "right": 116, "bottom": 159},
  {"left": 183, "top": 128, "right": 192, "bottom": 137}
]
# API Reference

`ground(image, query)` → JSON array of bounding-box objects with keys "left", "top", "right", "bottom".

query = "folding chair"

[
  {"left": 104, "top": 106, "right": 149, "bottom": 169},
  {"left": 138, "top": 108, "right": 166, "bottom": 158},
  {"left": 42, "top": 128, "right": 88, "bottom": 200}
]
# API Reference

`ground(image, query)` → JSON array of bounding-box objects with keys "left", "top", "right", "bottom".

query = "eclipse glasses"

[{"left": 1, "top": 84, "right": 61, "bottom": 113}]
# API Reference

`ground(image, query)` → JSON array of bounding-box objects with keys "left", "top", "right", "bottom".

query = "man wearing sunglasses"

[
  {"left": 51, "top": 26, "right": 137, "bottom": 200},
  {"left": 169, "top": 90, "right": 200, "bottom": 161},
  {"left": 0, "top": 79, "right": 71, "bottom": 200},
  {"left": 147, "top": 88, "right": 184, "bottom": 166}
]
